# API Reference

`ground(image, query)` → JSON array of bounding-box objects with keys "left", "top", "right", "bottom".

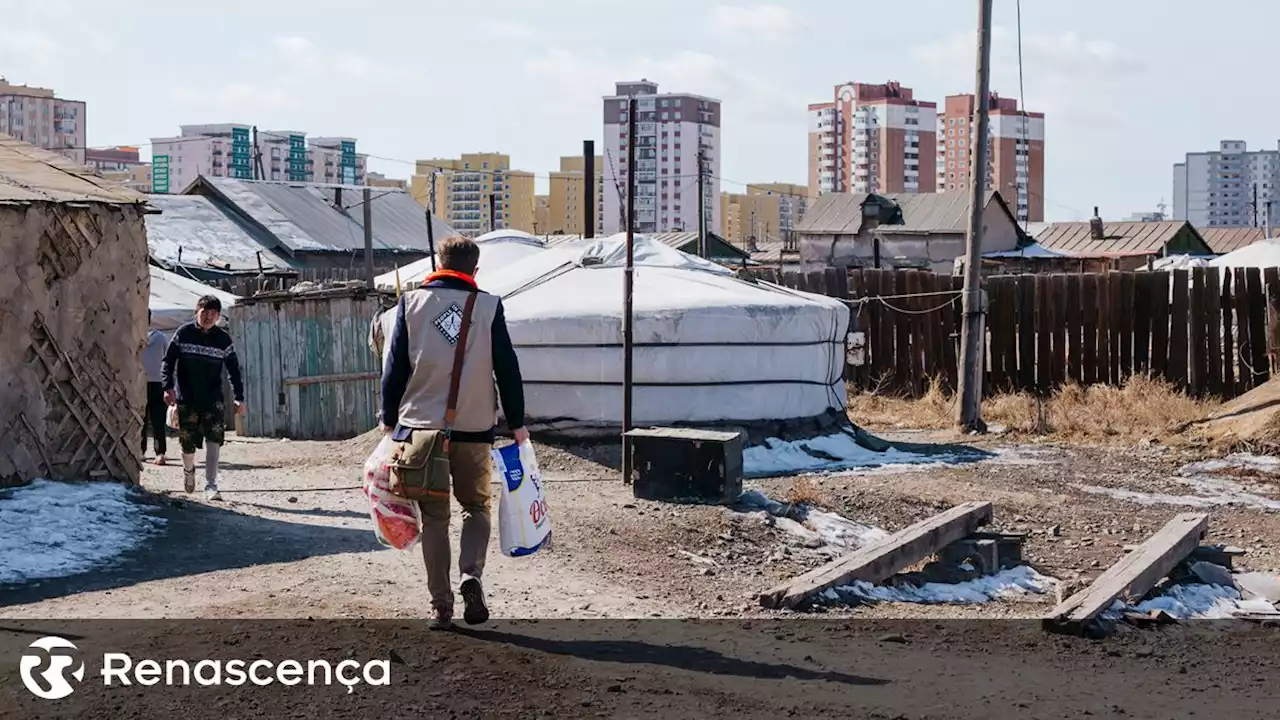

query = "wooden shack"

[{"left": 228, "top": 284, "right": 395, "bottom": 440}]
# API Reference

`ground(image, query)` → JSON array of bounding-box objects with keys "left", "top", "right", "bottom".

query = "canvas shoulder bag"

[{"left": 387, "top": 291, "right": 478, "bottom": 501}]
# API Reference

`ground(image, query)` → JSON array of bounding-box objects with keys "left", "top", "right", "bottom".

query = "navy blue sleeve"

[
  {"left": 160, "top": 327, "right": 182, "bottom": 392},
  {"left": 491, "top": 299, "right": 526, "bottom": 429},
  {"left": 380, "top": 299, "right": 412, "bottom": 428}
]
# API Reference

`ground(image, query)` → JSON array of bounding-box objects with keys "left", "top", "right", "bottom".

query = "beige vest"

[{"left": 397, "top": 287, "right": 500, "bottom": 433}]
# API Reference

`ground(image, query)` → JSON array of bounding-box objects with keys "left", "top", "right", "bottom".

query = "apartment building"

[
  {"left": 748, "top": 182, "right": 809, "bottom": 239},
  {"left": 807, "top": 81, "right": 936, "bottom": 198},
  {"left": 0, "top": 78, "right": 86, "bottom": 164},
  {"left": 545, "top": 154, "right": 604, "bottom": 236},
  {"left": 86, "top": 146, "right": 152, "bottom": 192},
  {"left": 1173, "top": 140, "right": 1280, "bottom": 227},
  {"left": 720, "top": 192, "right": 781, "bottom": 250},
  {"left": 602, "top": 80, "right": 722, "bottom": 235},
  {"left": 937, "top": 93, "right": 1045, "bottom": 223},
  {"left": 366, "top": 172, "right": 407, "bottom": 189},
  {"left": 410, "top": 153, "right": 537, "bottom": 237},
  {"left": 149, "top": 125, "right": 366, "bottom": 193}
]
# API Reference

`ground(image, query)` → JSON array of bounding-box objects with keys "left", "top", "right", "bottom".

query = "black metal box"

[{"left": 625, "top": 427, "right": 743, "bottom": 504}]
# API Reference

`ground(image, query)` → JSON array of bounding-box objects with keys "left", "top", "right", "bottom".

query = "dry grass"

[
  {"left": 783, "top": 476, "right": 831, "bottom": 508},
  {"left": 848, "top": 375, "right": 1211, "bottom": 442}
]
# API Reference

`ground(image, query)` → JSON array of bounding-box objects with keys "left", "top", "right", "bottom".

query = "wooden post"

[
  {"left": 363, "top": 187, "right": 374, "bottom": 289},
  {"left": 622, "top": 97, "right": 637, "bottom": 486}
]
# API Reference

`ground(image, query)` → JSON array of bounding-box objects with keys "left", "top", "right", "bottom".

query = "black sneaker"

[{"left": 460, "top": 577, "right": 489, "bottom": 626}]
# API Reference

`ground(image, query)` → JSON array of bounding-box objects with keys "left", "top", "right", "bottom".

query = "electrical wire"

[{"left": 1015, "top": 0, "right": 1030, "bottom": 232}]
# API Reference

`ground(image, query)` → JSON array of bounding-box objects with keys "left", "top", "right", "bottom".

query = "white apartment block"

[
  {"left": 602, "top": 80, "right": 721, "bottom": 235},
  {"left": 149, "top": 125, "right": 367, "bottom": 193},
  {"left": 0, "top": 78, "right": 86, "bottom": 165},
  {"left": 1173, "top": 140, "right": 1280, "bottom": 227}
]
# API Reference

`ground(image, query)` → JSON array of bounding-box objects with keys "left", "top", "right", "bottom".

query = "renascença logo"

[
  {"left": 17, "top": 635, "right": 391, "bottom": 699},
  {"left": 20, "top": 636, "right": 85, "bottom": 700}
]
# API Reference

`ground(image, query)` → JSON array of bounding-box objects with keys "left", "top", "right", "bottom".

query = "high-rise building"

[
  {"left": 602, "top": 80, "right": 721, "bottom": 235},
  {"left": 720, "top": 192, "right": 781, "bottom": 250},
  {"left": 1173, "top": 140, "right": 1280, "bottom": 227},
  {"left": 149, "top": 125, "right": 366, "bottom": 193},
  {"left": 747, "top": 182, "right": 810, "bottom": 240},
  {"left": 937, "top": 93, "right": 1044, "bottom": 222},
  {"left": 0, "top": 78, "right": 86, "bottom": 165},
  {"left": 409, "top": 153, "right": 537, "bottom": 237},
  {"left": 545, "top": 155, "right": 604, "bottom": 236},
  {"left": 86, "top": 146, "right": 152, "bottom": 192},
  {"left": 807, "top": 81, "right": 937, "bottom": 198}
]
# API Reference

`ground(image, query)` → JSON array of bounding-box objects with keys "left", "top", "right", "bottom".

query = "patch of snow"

[
  {"left": 1132, "top": 584, "right": 1242, "bottom": 619},
  {"left": 1075, "top": 474, "right": 1280, "bottom": 511},
  {"left": 0, "top": 479, "right": 167, "bottom": 585},
  {"left": 742, "top": 432, "right": 974, "bottom": 478},
  {"left": 985, "top": 446, "right": 1065, "bottom": 466},
  {"left": 737, "top": 490, "right": 888, "bottom": 552},
  {"left": 834, "top": 566, "right": 1057, "bottom": 605},
  {"left": 1181, "top": 453, "right": 1280, "bottom": 477}
]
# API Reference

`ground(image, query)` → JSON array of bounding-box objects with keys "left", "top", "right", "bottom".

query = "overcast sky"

[{"left": 0, "top": 0, "right": 1273, "bottom": 221}]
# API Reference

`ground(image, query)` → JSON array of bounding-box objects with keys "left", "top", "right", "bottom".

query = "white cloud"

[
  {"left": 710, "top": 4, "right": 802, "bottom": 42},
  {"left": 487, "top": 22, "right": 538, "bottom": 40},
  {"left": 911, "top": 27, "right": 1146, "bottom": 126}
]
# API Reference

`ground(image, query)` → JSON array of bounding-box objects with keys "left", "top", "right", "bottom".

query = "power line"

[{"left": 1015, "top": 0, "right": 1030, "bottom": 232}]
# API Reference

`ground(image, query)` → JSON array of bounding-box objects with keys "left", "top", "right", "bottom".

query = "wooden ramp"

[
  {"left": 1044, "top": 513, "right": 1209, "bottom": 635},
  {"left": 759, "top": 502, "right": 993, "bottom": 610}
]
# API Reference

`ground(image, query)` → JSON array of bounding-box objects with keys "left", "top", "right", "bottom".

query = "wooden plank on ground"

[
  {"left": 1043, "top": 513, "right": 1209, "bottom": 635},
  {"left": 1082, "top": 273, "right": 1098, "bottom": 385},
  {"left": 759, "top": 501, "right": 995, "bottom": 610},
  {"left": 1205, "top": 267, "right": 1222, "bottom": 397},
  {"left": 1151, "top": 271, "right": 1170, "bottom": 383},
  {"left": 1247, "top": 268, "right": 1269, "bottom": 387},
  {"left": 1169, "top": 269, "right": 1190, "bottom": 389},
  {"left": 1222, "top": 270, "right": 1236, "bottom": 398},
  {"left": 1019, "top": 275, "right": 1037, "bottom": 391}
]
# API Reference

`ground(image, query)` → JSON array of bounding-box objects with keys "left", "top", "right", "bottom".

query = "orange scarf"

[{"left": 423, "top": 269, "right": 477, "bottom": 288}]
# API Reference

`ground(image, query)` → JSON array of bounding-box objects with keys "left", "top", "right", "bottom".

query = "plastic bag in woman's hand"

[{"left": 363, "top": 434, "right": 421, "bottom": 551}]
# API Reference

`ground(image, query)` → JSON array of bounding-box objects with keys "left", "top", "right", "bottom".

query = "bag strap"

[{"left": 442, "top": 291, "right": 479, "bottom": 442}]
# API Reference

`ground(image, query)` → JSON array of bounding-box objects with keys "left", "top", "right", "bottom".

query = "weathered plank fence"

[{"left": 750, "top": 266, "right": 1279, "bottom": 400}]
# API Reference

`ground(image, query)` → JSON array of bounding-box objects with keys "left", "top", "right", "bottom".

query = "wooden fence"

[{"left": 750, "top": 266, "right": 1280, "bottom": 400}]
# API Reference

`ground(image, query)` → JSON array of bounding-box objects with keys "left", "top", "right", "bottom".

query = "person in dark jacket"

[
  {"left": 143, "top": 312, "right": 169, "bottom": 465},
  {"left": 161, "top": 295, "right": 245, "bottom": 501},
  {"left": 381, "top": 235, "right": 527, "bottom": 630}
]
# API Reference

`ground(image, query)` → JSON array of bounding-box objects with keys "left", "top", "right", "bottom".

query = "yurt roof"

[{"left": 150, "top": 265, "right": 239, "bottom": 331}]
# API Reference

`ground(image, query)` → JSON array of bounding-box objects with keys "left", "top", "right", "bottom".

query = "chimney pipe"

[{"left": 1089, "top": 206, "right": 1105, "bottom": 240}]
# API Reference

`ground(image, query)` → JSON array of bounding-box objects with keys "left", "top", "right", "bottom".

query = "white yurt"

[
  {"left": 479, "top": 233, "right": 851, "bottom": 433},
  {"left": 149, "top": 265, "right": 239, "bottom": 332},
  {"left": 374, "top": 229, "right": 547, "bottom": 292},
  {"left": 1210, "top": 239, "right": 1280, "bottom": 269}
]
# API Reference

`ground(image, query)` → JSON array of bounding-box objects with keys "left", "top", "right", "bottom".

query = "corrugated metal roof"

[
  {"left": 0, "top": 133, "right": 146, "bottom": 205},
  {"left": 145, "top": 195, "right": 298, "bottom": 272},
  {"left": 1036, "top": 221, "right": 1191, "bottom": 255},
  {"left": 793, "top": 193, "right": 871, "bottom": 234},
  {"left": 1199, "top": 226, "right": 1265, "bottom": 254},
  {"left": 198, "top": 177, "right": 456, "bottom": 254},
  {"left": 881, "top": 191, "right": 994, "bottom": 232}
]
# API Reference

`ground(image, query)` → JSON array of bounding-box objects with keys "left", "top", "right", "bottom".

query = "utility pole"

[
  {"left": 251, "top": 126, "right": 263, "bottom": 181},
  {"left": 697, "top": 146, "right": 708, "bottom": 258},
  {"left": 622, "top": 96, "right": 638, "bottom": 486},
  {"left": 1253, "top": 185, "right": 1260, "bottom": 228},
  {"left": 956, "top": 0, "right": 993, "bottom": 433},
  {"left": 584, "top": 140, "right": 596, "bottom": 238},
  {"left": 362, "top": 187, "right": 375, "bottom": 288}
]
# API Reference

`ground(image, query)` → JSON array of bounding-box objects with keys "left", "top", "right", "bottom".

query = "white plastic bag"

[
  {"left": 492, "top": 440, "right": 552, "bottom": 557},
  {"left": 362, "top": 434, "right": 422, "bottom": 551},
  {"left": 166, "top": 404, "right": 179, "bottom": 431}
]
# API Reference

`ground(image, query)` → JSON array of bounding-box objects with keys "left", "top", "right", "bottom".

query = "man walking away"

[
  {"left": 143, "top": 312, "right": 170, "bottom": 465},
  {"left": 381, "top": 235, "right": 528, "bottom": 631},
  {"left": 161, "top": 295, "right": 245, "bottom": 501}
]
